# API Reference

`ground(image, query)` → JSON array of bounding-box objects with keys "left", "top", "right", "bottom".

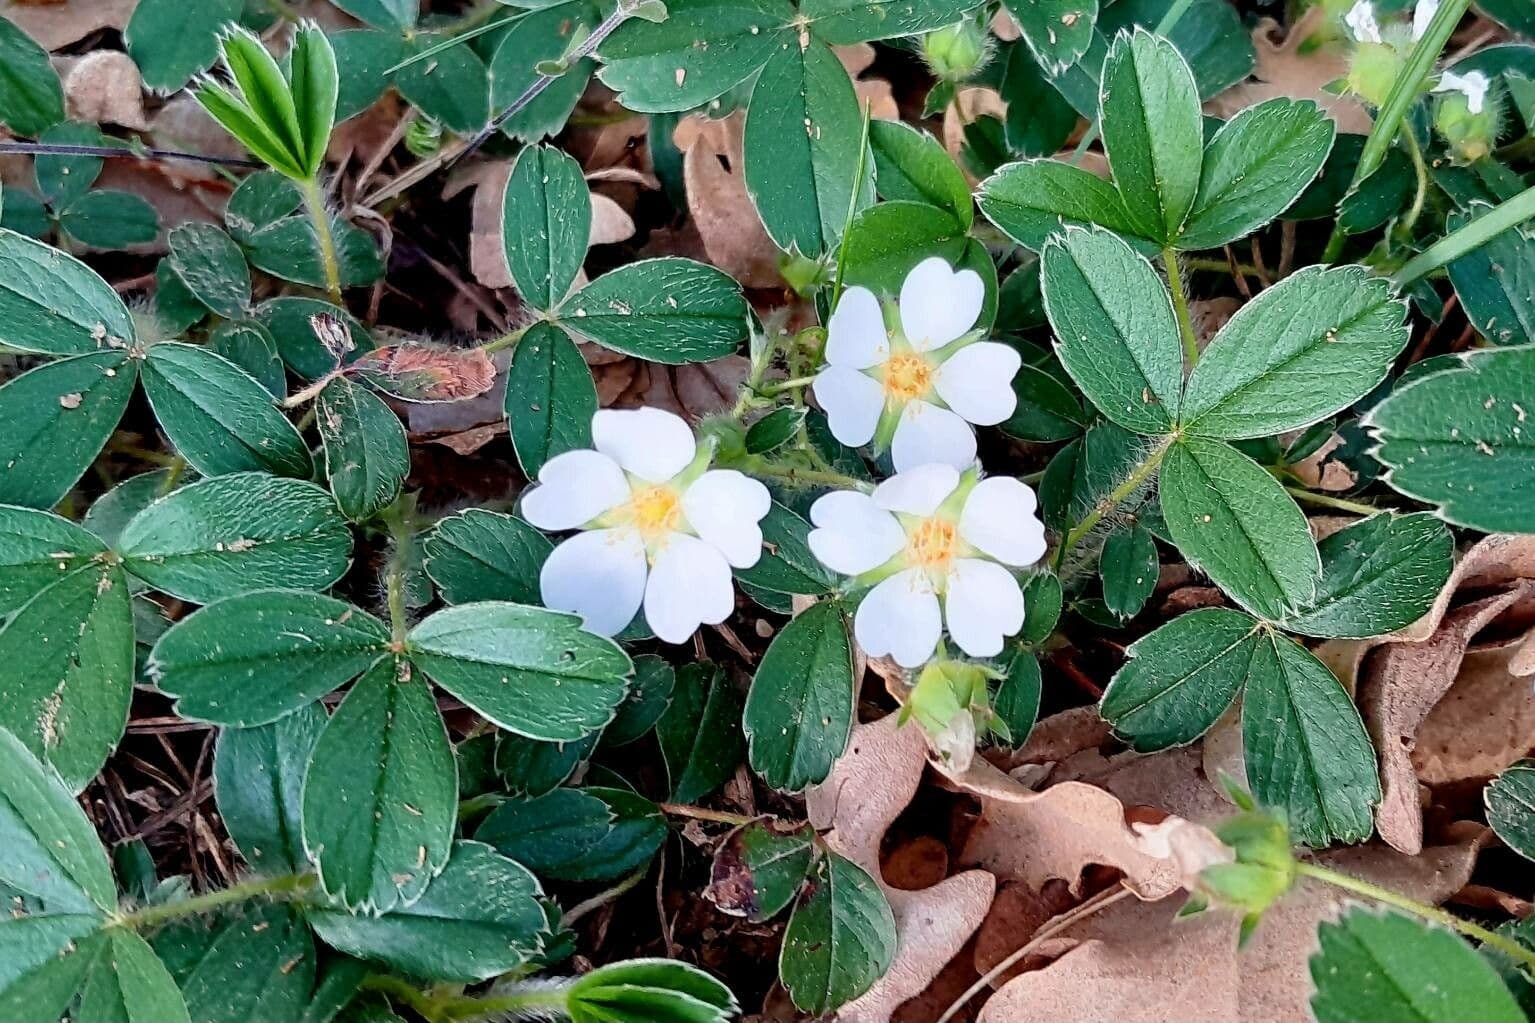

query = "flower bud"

[
  {"left": 1434, "top": 72, "right": 1501, "bottom": 163},
  {"left": 921, "top": 21, "right": 992, "bottom": 84},
  {"left": 903, "top": 657, "right": 1003, "bottom": 769},
  {"left": 1346, "top": 41, "right": 1404, "bottom": 107},
  {"left": 1187, "top": 781, "right": 1298, "bottom": 943}
]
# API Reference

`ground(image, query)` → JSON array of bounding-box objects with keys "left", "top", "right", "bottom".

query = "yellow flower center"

[
  {"left": 906, "top": 517, "right": 958, "bottom": 573},
  {"left": 622, "top": 485, "right": 684, "bottom": 542},
  {"left": 882, "top": 352, "right": 934, "bottom": 403}
]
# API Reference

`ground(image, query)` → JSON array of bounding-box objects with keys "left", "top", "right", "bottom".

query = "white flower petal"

[
  {"left": 825, "top": 286, "right": 890, "bottom": 369},
  {"left": 592, "top": 407, "right": 698, "bottom": 482},
  {"left": 1435, "top": 70, "right": 1491, "bottom": 114},
  {"left": 1412, "top": 0, "right": 1438, "bottom": 39},
  {"left": 855, "top": 567, "right": 942, "bottom": 669},
  {"left": 899, "top": 257, "right": 984, "bottom": 352},
  {"left": 944, "top": 558, "right": 1025, "bottom": 659},
  {"left": 934, "top": 342, "right": 1022, "bottom": 426},
  {"left": 645, "top": 533, "right": 736, "bottom": 644},
  {"left": 872, "top": 463, "right": 960, "bottom": 516},
  {"left": 959, "top": 476, "right": 1048, "bottom": 567},
  {"left": 682, "top": 470, "right": 771, "bottom": 569},
  {"left": 539, "top": 528, "right": 647, "bottom": 637},
  {"left": 1345, "top": 0, "right": 1381, "bottom": 42},
  {"left": 890, "top": 401, "right": 978, "bottom": 473},
  {"left": 812, "top": 365, "right": 885, "bottom": 447},
  {"left": 808, "top": 491, "right": 906, "bottom": 576},
  {"left": 520, "top": 449, "right": 631, "bottom": 531}
]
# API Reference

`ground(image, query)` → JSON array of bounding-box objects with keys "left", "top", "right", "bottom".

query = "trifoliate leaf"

[
  {"left": 316, "top": 376, "right": 409, "bottom": 521},
  {"left": 331, "top": 0, "right": 418, "bottom": 30},
  {"left": 505, "top": 322, "right": 598, "bottom": 477},
  {"left": 993, "top": 647, "right": 1042, "bottom": 742},
  {"left": 421, "top": 509, "right": 552, "bottom": 606},
  {"left": 0, "top": 227, "right": 136, "bottom": 355},
  {"left": 488, "top": 2, "right": 602, "bottom": 142},
  {"left": 797, "top": 0, "right": 985, "bottom": 43},
  {"left": 840, "top": 200, "right": 968, "bottom": 294},
  {"left": 0, "top": 506, "right": 107, "bottom": 613},
  {"left": 214, "top": 703, "right": 327, "bottom": 874},
  {"left": 1002, "top": 362, "right": 1087, "bottom": 443},
  {"left": 0, "top": 923, "right": 107, "bottom": 1023},
  {"left": 209, "top": 321, "right": 285, "bottom": 398},
  {"left": 329, "top": 29, "right": 407, "bottom": 122},
  {"left": 560, "top": 257, "right": 749, "bottom": 363},
  {"left": 255, "top": 297, "right": 374, "bottom": 381},
  {"left": 1004, "top": 0, "right": 1097, "bottom": 75},
  {"left": 126, "top": 0, "right": 242, "bottom": 89},
  {"left": 745, "top": 599, "right": 854, "bottom": 792},
  {"left": 82, "top": 472, "right": 174, "bottom": 551},
  {"left": 657, "top": 662, "right": 745, "bottom": 802},
  {"left": 744, "top": 406, "right": 808, "bottom": 455},
  {"left": 393, "top": 37, "right": 489, "bottom": 133},
  {"left": 1284, "top": 513, "right": 1454, "bottom": 639},
  {"left": 780, "top": 851, "right": 896, "bottom": 1015}
]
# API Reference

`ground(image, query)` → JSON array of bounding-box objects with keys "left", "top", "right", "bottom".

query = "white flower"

[
  {"left": 811, "top": 257, "right": 1021, "bottom": 474},
  {"left": 807, "top": 464, "right": 1047, "bottom": 669},
  {"left": 1345, "top": 0, "right": 1382, "bottom": 43},
  {"left": 1412, "top": 0, "right": 1439, "bottom": 40},
  {"left": 1435, "top": 69, "right": 1491, "bottom": 114},
  {"left": 521, "top": 408, "right": 771, "bottom": 643}
]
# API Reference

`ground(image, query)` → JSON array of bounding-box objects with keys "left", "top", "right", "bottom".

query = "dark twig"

[{"left": 0, "top": 140, "right": 263, "bottom": 169}]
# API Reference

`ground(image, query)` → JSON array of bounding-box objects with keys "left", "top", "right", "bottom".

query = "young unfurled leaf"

[
  {"left": 1284, "top": 513, "right": 1454, "bottom": 639},
  {"left": 0, "top": 228, "right": 136, "bottom": 355},
  {"left": 308, "top": 840, "right": 545, "bottom": 982},
  {"left": 1159, "top": 436, "right": 1318, "bottom": 621},
  {"left": 347, "top": 343, "right": 496, "bottom": 403},
  {"left": 657, "top": 662, "right": 745, "bottom": 802},
  {"left": 565, "top": 959, "right": 739, "bottom": 1023},
  {"left": 166, "top": 224, "right": 252, "bottom": 318},
  {"left": 0, "top": 351, "right": 137, "bottom": 510},
  {"left": 214, "top": 703, "right": 327, "bottom": 874},
  {"left": 118, "top": 473, "right": 353, "bottom": 604},
  {"left": 422, "top": 509, "right": 552, "bottom": 606},
  {"left": 149, "top": 591, "right": 389, "bottom": 726},
  {"left": 780, "top": 851, "right": 897, "bottom": 1015},
  {"left": 0, "top": 16, "right": 64, "bottom": 136},
  {"left": 1100, "top": 522, "right": 1157, "bottom": 619},
  {"left": 1179, "top": 266, "right": 1409, "bottom": 440},
  {"left": 505, "top": 322, "right": 598, "bottom": 477},
  {"left": 1100, "top": 607, "right": 1258, "bottom": 751},
  {"left": 745, "top": 600, "right": 854, "bottom": 792},
  {"left": 560, "top": 257, "right": 750, "bottom": 364},
  {"left": 1040, "top": 227, "right": 1182, "bottom": 435},
  {"left": 141, "top": 343, "right": 313, "bottom": 479},
  {"left": 1310, "top": 908, "right": 1526, "bottom": 1023},
  {"left": 502, "top": 146, "right": 591, "bottom": 312},
  {"left": 1243, "top": 632, "right": 1379, "bottom": 846},
  {"left": 1486, "top": 764, "right": 1535, "bottom": 864},
  {"left": 707, "top": 821, "right": 816, "bottom": 922},
  {"left": 303, "top": 658, "right": 456, "bottom": 913},
  {"left": 317, "top": 376, "right": 409, "bottom": 521},
  {"left": 1099, "top": 29, "right": 1203, "bottom": 244},
  {"left": 408, "top": 601, "right": 632, "bottom": 742}
]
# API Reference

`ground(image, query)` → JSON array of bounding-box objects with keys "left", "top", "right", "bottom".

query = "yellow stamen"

[
  {"left": 882, "top": 352, "right": 934, "bottom": 403},
  {"left": 906, "top": 517, "right": 958, "bottom": 573},
  {"left": 621, "top": 485, "right": 683, "bottom": 542}
]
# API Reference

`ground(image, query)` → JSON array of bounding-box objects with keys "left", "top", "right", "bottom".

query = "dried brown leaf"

[
  {"left": 57, "top": 51, "right": 148, "bottom": 130},
  {"left": 350, "top": 344, "right": 497, "bottom": 403},
  {"left": 0, "top": 0, "right": 134, "bottom": 50},
  {"left": 673, "top": 112, "right": 781, "bottom": 289},
  {"left": 1414, "top": 639, "right": 1535, "bottom": 785},
  {"left": 1205, "top": 9, "right": 1372, "bottom": 134}
]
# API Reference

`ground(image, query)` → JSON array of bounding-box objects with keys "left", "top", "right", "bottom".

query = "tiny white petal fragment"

[
  {"left": 1435, "top": 69, "right": 1491, "bottom": 114},
  {"left": 1345, "top": 0, "right": 1382, "bottom": 42}
]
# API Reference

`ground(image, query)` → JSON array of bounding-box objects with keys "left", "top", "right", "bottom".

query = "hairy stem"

[
  {"left": 1054, "top": 434, "right": 1174, "bottom": 571},
  {"left": 301, "top": 176, "right": 345, "bottom": 305},
  {"left": 382, "top": 498, "right": 418, "bottom": 644},
  {"left": 1163, "top": 249, "right": 1200, "bottom": 366},
  {"left": 479, "top": 323, "right": 531, "bottom": 356},
  {"left": 112, "top": 872, "right": 314, "bottom": 930},
  {"left": 738, "top": 457, "right": 873, "bottom": 493},
  {"left": 1297, "top": 862, "right": 1535, "bottom": 972},
  {"left": 1393, "top": 182, "right": 1535, "bottom": 286}
]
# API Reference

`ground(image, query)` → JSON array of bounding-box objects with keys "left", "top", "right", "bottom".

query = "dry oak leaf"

[
  {"left": 942, "top": 88, "right": 1008, "bottom": 178},
  {"left": 0, "top": 0, "right": 135, "bottom": 51},
  {"left": 56, "top": 51, "right": 149, "bottom": 131},
  {"left": 1205, "top": 8, "right": 1372, "bottom": 134},
  {"left": 805, "top": 714, "right": 996, "bottom": 1023},
  {"left": 1414, "top": 636, "right": 1535, "bottom": 787},
  {"left": 977, "top": 826, "right": 1488, "bottom": 1023},
  {"left": 673, "top": 112, "right": 781, "bottom": 289}
]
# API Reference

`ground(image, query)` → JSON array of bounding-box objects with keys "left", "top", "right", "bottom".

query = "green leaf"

[
  {"left": 394, "top": 37, "right": 489, "bottom": 133},
  {"left": 744, "top": 40, "right": 870, "bottom": 255},
  {"left": 1159, "top": 436, "right": 1318, "bottom": 621},
  {"left": 1179, "top": 266, "right": 1409, "bottom": 439},
  {"left": 1099, "top": 29, "right": 1203, "bottom": 244},
  {"left": 999, "top": 41, "right": 1080, "bottom": 156},
  {"left": 745, "top": 406, "right": 808, "bottom": 455},
  {"left": 840, "top": 200, "right": 969, "bottom": 294},
  {"left": 158, "top": 905, "right": 316, "bottom": 1023},
  {"left": 0, "top": 506, "right": 107, "bottom": 614},
  {"left": 58, "top": 191, "right": 159, "bottom": 250},
  {"left": 330, "top": 29, "right": 408, "bottom": 122},
  {"left": 1243, "top": 632, "right": 1379, "bottom": 846},
  {"left": 1176, "top": 98, "right": 1335, "bottom": 251},
  {"left": 733, "top": 502, "right": 837, "bottom": 596},
  {"left": 797, "top": 0, "right": 984, "bottom": 43},
  {"left": 83, "top": 472, "right": 173, "bottom": 551},
  {"left": 0, "top": 351, "right": 136, "bottom": 510},
  {"left": 595, "top": 0, "right": 793, "bottom": 113},
  {"left": 1100, "top": 522, "right": 1157, "bottom": 619},
  {"left": 1040, "top": 226, "right": 1182, "bottom": 434},
  {"left": 488, "top": 2, "right": 602, "bottom": 142},
  {"left": 244, "top": 214, "right": 384, "bottom": 289},
  {"left": 214, "top": 703, "right": 327, "bottom": 874},
  {"left": 422, "top": 509, "right": 552, "bottom": 606},
  {"left": 0, "top": 726, "right": 116, "bottom": 912},
  {"left": 0, "top": 185, "right": 48, "bottom": 238},
  {"left": 658, "top": 662, "right": 746, "bottom": 803},
  {"left": 76, "top": 929, "right": 190, "bottom": 1023},
  {"left": 993, "top": 647, "right": 1042, "bottom": 742},
  {"left": 0, "top": 563, "right": 133, "bottom": 791},
  {"left": 0, "top": 922, "right": 106, "bottom": 1023},
  {"left": 706, "top": 821, "right": 815, "bottom": 922},
  {"left": 505, "top": 322, "right": 597, "bottom": 477},
  {"left": 868, "top": 120, "right": 972, "bottom": 230},
  {"left": 408, "top": 601, "right": 632, "bottom": 742},
  {"left": 119, "top": 473, "right": 353, "bottom": 604},
  {"left": 572, "top": 786, "right": 666, "bottom": 881},
  {"left": 0, "top": 227, "right": 136, "bottom": 355},
  {"left": 148, "top": 591, "right": 388, "bottom": 726},
  {"left": 1096, "top": 0, "right": 1254, "bottom": 100},
  {"left": 308, "top": 840, "right": 544, "bottom": 982},
  {"left": 978, "top": 158, "right": 1152, "bottom": 255},
  {"left": 255, "top": 297, "right": 374, "bottom": 380},
  {"left": 1285, "top": 513, "right": 1454, "bottom": 639},
  {"left": 561, "top": 257, "right": 749, "bottom": 363},
  {"left": 1487, "top": 764, "right": 1535, "bottom": 864},
  {"left": 0, "top": 15, "right": 64, "bottom": 136},
  {"left": 166, "top": 224, "right": 251, "bottom": 319},
  {"left": 1004, "top": 0, "right": 1097, "bottom": 75},
  {"left": 303, "top": 659, "right": 456, "bottom": 912},
  {"left": 605, "top": 654, "right": 676, "bottom": 747},
  {"left": 1446, "top": 206, "right": 1535, "bottom": 347},
  {"left": 1002, "top": 362, "right": 1087, "bottom": 443},
  {"left": 225, "top": 171, "right": 303, "bottom": 241},
  {"left": 1310, "top": 908, "right": 1526, "bottom": 1023},
  {"left": 1020, "top": 571, "right": 1063, "bottom": 645},
  {"left": 745, "top": 600, "right": 854, "bottom": 792},
  {"left": 331, "top": 0, "right": 418, "bottom": 31},
  {"left": 33, "top": 122, "right": 105, "bottom": 207},
  {"left": 1366, "top": 346, "right": 1535, "bottom": 534},
  {"left": 494, "top": 732, "right": 598, "bottom": 798},
  {"left": 317, "top": 376, "right": 409, "bottom": 521},
  {"left": 780, "top": 851, "right": 896, "bottom": 1015},
  {"left": 141, "top": 343, "right": 312, "bottom": 479},
  {"left": 503, "top": 146, "right": 591, "bottom": 311},
  {"left": 125, "top": 0, "right": 243, "bottom": 91},
  {"left": 566, "top": 960, "right": 737, "bottom": 1023},
  {"left": 475, "top": 787, "right": 615, "bottom": 880},
  {"left": 1099, "top": 607, "right": 1257, "bottom": 751}
]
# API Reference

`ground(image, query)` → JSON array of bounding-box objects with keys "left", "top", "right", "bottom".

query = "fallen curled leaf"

[
  {"left": 590, "top": 193, "right": 636, "bottom": 247},
  {"left": 1361, "top": 588, "right": 1531, "bottom": 854},
  {"left": 673, "top": 112, "right": 781, "bottom": 289},
  {"left": 627, "top": 356, "right": 751, "bottom": 418},
  {"left": 0, "top": 0, "right": 135, "bottom": 51},
  {"left": 1291, "top": 433, "right": 1360, "bottom": 492},
  {"left": 459, "top": 161, "right": 516, "bottom": 291},
  {"left": 1205, "top": 9, "right": 1372, "bottom": 134},
  {"left": 805, "top": 714, "right": 996, "bottom": 1023},
  {"left": 57, "top": 51, "right": 149, "bottom": 130},
  {"left": 350, "top": 344, "right": 497, "bottom": 403},
  {"left": 1413, "top": 636, "right": 1535, "bottom": 786},
  {"left": 149, "top": 95, "right": 253, "bottom": 186}
]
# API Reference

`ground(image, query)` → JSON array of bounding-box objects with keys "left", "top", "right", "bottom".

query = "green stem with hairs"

[
  {"left": 1054, "top": 435, "right": 1174, "bottom": 571},
  {"left": 479, "top": 323, "right": 531, "bottom": 356},
  {"left": 1163, "top": 249, "right": 1200, "bottom": 366},
  {"left": 381, "top": 497, "right": 418, "bottom": 644},
  {"left": 1393, "top": 182, "right": 1535, "bottom": 286},
  {"left": 1297, "top": 862, "right": 1535, "bottom": 972},
  {"left": 300, "top": 176, "right": 345, "bottom": 305},
  {"left": 112, "top": 872, "right": 314, "bottom": 930},
  {"left": 739, "top": 457, "right": 873, "bottom": 493}
]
